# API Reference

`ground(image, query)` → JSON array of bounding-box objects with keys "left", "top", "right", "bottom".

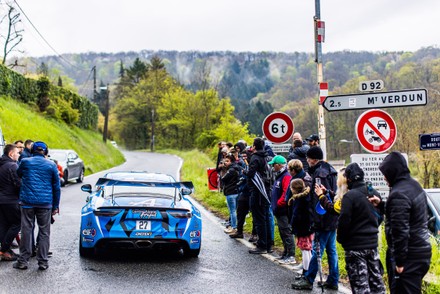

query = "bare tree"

[{"left": 1, "top": 1, "right": 24, "bottom": 65}]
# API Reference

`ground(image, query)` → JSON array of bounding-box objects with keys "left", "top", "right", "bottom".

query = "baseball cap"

[
  {"left": 268, "top": 155, "right": 287, "bottom": 165},
  {"left": 307, "top": 134, "right": 320, "bottom": 141},
  {"left": 32, "top": 141, "right": 48, "bottom": 153}
]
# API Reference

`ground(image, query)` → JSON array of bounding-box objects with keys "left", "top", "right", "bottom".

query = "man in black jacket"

[
  {"left": 247, "top": 137, "right": 272, "bottom": 254},
  {"left": 0, "top": 144, "right": 21, "bottom": 261},
  {"left": 337, "top": 163, "right": 385, "bottom": 294},
  {"left": 378, "top": 152, "right": 431, "bottom": 294}
]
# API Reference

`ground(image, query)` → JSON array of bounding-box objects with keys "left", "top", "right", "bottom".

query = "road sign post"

[
  {"left": 262, "top": 112, "right": 294, "bottom": 144},
  {"left": 355, "top": 109, "right": 397, "bottom": 154},
  {"left": 323, "top": 88, "right": 427, "bottom": 111}
]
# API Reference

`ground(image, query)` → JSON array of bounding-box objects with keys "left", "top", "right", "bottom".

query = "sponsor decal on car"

[
  {"left": 82, "top": 237, "right": 94, "bottom": 242},
  {"left": 82, "top": 228, "right": 97, "bottom": 237},
  {"left": 190, "top": 239, "right": 200, "bottom": 244},
  {"left": 135, "top": 232, "right": 153, "bottom": 236},
  {"left": 132, "top": 209, "right": 157, "bottom": 218},
  {"left": 189, "top": 230, "right": 201, "bottom": 238}
]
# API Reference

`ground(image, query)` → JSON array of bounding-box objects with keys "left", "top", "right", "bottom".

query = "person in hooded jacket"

[
  {"left": 0, "top": 144, "right": 21, "bottom": 261},
  {"left": 287, "top": 139, "right": 310, "bottom": 172},
  {"left": 336, "top": 163, "right": 386, "bottom": 294},
  {"left": 221, "top": 154, "right": 240, "bottom": 235},
  {"left": 375, "top": 152, "right": 431, "bottom": 294}
]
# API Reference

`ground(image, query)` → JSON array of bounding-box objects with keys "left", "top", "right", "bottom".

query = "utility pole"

[
  {"left": 150, "top": 109, "right": 155, "bottom": 152},
  {"left": 314, "top": 0, "right": 327, "bottom": 160},
  {"left": 102, "top": 84, "right": 110, "bottom": 143},
  {"left": 92, "top": 66, "right": 97, "bottom": 102}
]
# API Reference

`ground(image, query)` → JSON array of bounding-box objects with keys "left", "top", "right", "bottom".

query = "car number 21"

[{"left": 136, "top": 220, "right": 151, "bottom": 231}]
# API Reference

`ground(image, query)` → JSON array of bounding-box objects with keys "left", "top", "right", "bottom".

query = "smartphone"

[{"left": 316, "top": 178, "right": 321, "bottom": 186}]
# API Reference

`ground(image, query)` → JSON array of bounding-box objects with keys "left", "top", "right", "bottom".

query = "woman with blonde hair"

[{"left": 314, "top": 167, "right": 348, "bottom": 214}]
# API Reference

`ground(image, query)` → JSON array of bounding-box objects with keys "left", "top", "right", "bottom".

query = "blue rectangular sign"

[{"left": 419, "top": 133, "right": 440, "bottom": 150}]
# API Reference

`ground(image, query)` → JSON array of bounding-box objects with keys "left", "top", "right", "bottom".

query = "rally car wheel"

[
  {"left": 185, "top": 242, "right": 201, "bottom": 258},
  {"left": 79, "top": 238, "right": 94, "bottom": 258}
]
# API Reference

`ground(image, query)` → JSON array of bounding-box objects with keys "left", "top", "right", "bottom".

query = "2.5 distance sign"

[
  {"left": 323, "top": 88, "right": 427, "bottom": 111},
  {"left": 262, "top": 112, "right": 294, "bottom": 144}
]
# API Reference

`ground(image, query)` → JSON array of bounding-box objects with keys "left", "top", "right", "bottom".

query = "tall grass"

[{"left": 0, "top": 95, "right": 125, "bottom": 174}]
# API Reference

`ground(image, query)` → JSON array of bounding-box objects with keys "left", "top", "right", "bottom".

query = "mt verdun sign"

[{"left": 323, "top": 88, "right": 427, "bottom": 112}]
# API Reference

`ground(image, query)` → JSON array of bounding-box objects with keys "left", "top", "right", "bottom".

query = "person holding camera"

[{"left": 13, "top": 141, "right": 61, "bottom": 271}]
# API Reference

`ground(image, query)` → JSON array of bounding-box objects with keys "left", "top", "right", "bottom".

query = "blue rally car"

[{"left": 79, "top": 177, "right": 202, "bottom": 257}]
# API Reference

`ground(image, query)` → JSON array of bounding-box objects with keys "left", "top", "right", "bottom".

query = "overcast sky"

[{"left": 10, "top": 0, "right": 440, "bottom": 57}]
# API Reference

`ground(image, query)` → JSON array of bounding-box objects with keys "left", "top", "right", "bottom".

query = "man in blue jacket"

[{"left": 13, "top": 141, "right": 61, "bottom": 271}]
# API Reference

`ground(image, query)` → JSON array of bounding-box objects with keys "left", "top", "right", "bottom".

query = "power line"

[{"left": 12, "top": 0, "right": 86, "bottom": 72}]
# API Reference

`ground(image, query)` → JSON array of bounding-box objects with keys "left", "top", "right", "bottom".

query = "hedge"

[{"left": 0, "top": 64, "right": 98, "bottom": 129}]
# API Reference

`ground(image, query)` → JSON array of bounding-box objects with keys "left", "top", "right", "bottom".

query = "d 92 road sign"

[{"left": 262, "top": 112, "right": 294, "bottom": 144}]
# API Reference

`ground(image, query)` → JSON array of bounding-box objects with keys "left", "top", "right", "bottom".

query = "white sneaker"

[
  {"left": 292, "top": 263, "right": 303, "bottom": 270},
  {"left": 224, "top": 227, "right": 236, "bottom": 234},
  {"left": 278, "top": 256, "right": 296, "bottom": 265}
]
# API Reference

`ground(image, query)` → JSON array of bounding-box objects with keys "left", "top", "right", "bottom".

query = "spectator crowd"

[
  {"left": 216, "top": 133, "right": 431, "bottom": 294},
  {"left": 0, "top": 139, "right": 61, "bottom": 271}
]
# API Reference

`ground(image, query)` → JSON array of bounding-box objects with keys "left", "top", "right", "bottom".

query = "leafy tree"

[
  {"left": 57, "top": 76, "right": 63, "bottom": 87},
  {"left": 119, "top": 59, "right": 125, "bottom": 78},
  {"left": 125, "top": 57, "right": 148, "bottom": 84},
  {"left": 37, "top": 62, "right": 49, "bottom": 76}
]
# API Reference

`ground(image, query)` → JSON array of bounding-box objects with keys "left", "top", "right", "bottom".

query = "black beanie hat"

[
  {"left": 306, "top": 146, "right": 323, "bottom": 160},
  {"left": 344, "top": 162, "right": 365, "bottom": 182}
]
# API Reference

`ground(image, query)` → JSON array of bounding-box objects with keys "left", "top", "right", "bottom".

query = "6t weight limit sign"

[{"left": 262, "top": 112, "right": 294, "bottom": 144}]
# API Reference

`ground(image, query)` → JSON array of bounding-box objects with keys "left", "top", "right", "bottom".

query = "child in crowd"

[{"left": 288, "top": 178, "right": 313, "bottom": 276}]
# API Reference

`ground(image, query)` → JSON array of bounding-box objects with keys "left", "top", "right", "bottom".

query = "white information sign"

[
  {"left": 350, "top": 153, "right": 408, "bottom": 200},
  {"left": 266, "top": 143, "right": 291, "bottom": 154}
]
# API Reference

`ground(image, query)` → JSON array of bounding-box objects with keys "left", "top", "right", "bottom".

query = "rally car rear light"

[
  {"left": 168, "top": 211, "right": 192, "bottom": 218},
  {"left": 93, "top": 209, "right": 122, "bottom": 217}
]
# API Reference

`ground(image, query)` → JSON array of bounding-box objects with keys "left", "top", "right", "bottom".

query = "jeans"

[
  {"left": 18, "top": 207, "right": 51, "bottom": 267},
  {"left": 0, "top": 204, "right": 21, "bottom": 252},
  {"left": 226, "top": 194, "right": 238, "bottom": 228},
  {"left": 304, "top": 230, "right": 339, "bottom": 286},
  {"left": 268, "top": 208, "right": 275, "bottom": 242}
]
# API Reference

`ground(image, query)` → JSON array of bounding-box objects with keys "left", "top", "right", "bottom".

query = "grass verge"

[{"left": 0, "top": 95, "right": 125, "bottom": 174}]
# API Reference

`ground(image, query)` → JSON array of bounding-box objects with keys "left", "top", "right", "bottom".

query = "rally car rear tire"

[{"left": 79, "top": 238, "right": 94, "bottom": 258}]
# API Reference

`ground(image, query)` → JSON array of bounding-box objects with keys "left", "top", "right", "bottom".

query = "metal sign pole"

[{"left": 315, "top": 0, "right": 327, "bottom": 160}]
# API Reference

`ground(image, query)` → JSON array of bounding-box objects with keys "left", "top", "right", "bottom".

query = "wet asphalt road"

[{"left": 0, "top": 151, "right": 347, "bottom": 294}]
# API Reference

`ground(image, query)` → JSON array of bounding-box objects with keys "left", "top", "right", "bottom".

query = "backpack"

[{"left": 262, "top": 156, "right": 274, "bottom": 188}]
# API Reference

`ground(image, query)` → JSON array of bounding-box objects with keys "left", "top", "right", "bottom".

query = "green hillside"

[{"left": 0, "top": 95, "right": 125, "bottom": 174}]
